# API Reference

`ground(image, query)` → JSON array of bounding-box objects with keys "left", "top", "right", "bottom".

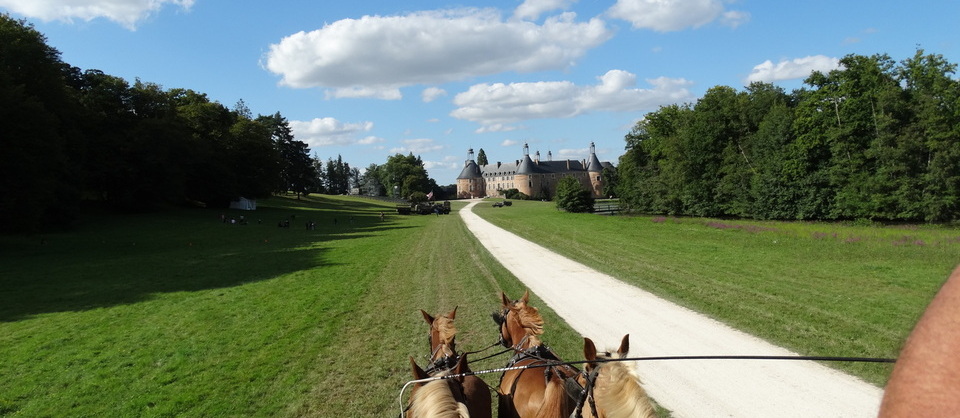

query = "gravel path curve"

[{"left": 460, "top": 201, "right": 883, "bottom": 417}]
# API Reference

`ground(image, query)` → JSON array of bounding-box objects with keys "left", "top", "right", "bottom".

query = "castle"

[{"left": 456, "top": 142, "right": 613, "bottom": 199}]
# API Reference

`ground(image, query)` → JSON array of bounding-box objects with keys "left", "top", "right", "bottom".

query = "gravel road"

[{"left": 460, "top": 201, "right": 884, "bottom": 417}]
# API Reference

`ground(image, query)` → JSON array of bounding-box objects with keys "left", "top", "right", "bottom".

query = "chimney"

[{"left": 535, "top": 151, "right": 540, "bottom": 163}]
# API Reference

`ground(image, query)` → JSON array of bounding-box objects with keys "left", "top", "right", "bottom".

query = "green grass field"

[
  {"left": 0, "top": 196, "right": 585, "bottom": 416},
  {"left": 473, "top": 199, "right": 960, "bottom": 385},
  {"left": 1, "top": 195, "right": 955, "bottom": 416}
]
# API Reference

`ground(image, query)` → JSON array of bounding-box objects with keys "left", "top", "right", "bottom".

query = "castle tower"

[{"left": 456, "top": 148, "right": 483, "bottom": 198}]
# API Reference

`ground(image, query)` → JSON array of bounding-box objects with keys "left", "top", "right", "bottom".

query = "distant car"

[{"left": 493, "top": 202, "right": 504, "bottom": 207}]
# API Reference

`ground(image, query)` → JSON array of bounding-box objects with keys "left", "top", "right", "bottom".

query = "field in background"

[
  {"left": 474, "top": 199, "right": 960, "bottom": 385},
  {"left": 0, "top": 196, "right": 586, "bottom": 416}
]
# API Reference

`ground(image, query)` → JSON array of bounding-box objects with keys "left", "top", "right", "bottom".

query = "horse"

[
  {"left": 420, "top": 308, "right": 493, "bottom": 418},
  {"left": 407, "top": 356, "right": 472, "bottom": 417},
  {"left": 576, "top": 335, "right": 656, "bottom": 418},
  {"left": 492, "top": 290, "right": 579, "bottom": 418}
]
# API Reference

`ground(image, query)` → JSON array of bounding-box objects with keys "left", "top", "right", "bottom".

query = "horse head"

[
  {"left": 579, "top": 335, "right": 656, "bottom": 418},
  {"left": 421, "top": 307, "right": 458, "bottom": 365},
  {"left": 493, "top": 290, "right": 545, "bottom": 350}
]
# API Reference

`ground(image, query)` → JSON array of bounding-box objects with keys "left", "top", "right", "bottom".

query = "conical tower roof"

[{"left": 457, "top": 160, "right": 482, "bottom": 179}]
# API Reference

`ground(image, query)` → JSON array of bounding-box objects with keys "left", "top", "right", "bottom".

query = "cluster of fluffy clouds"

[
  {"left": 0, "top": 0, "right": 193, "bottom": 29},
  {"left": 607, "top": 0, "right": 749, "bottom": 31},
  {"left": 10, "top": 0, "right": 839, "bottom": 142},
  {"left": 264, "top": 9, "right": 611, "bottom": 99},
  {"left": 288, "top": 118, "right": 380, "bottom": 149},
  {"left": 745, "top": 55, "right": 842, "bottom": 83},
  {"left": 451, "top": 70, "right": 694, "bottom": 131}
]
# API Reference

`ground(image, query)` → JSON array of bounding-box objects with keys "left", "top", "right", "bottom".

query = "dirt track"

[{"left": 460, "top": 201, "right": 884, "bottom": 417}]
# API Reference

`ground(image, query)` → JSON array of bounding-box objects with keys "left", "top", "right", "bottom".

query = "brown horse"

[
  {"left": 420, "top": 308, "right": 492, "bottom": 418},
  {"left": 578, "top": 335, "right": 656, "bottom": 418},
  {"left": 407, "top": 356, "right": 471, "bottom": 417},
  {"left": 493, "top": 291, "right": 579, "bottom": 418}
]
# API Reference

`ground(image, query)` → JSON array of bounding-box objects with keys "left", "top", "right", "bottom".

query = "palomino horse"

[
  {"left": 420, "top": 308, "right": 492, "bottom": 418},
  {"left": 493, "top": 291, "right": 579, "bottom": 418},
  {"left": 577, "top": 335, "right": 656, "bottom": 418},
  {"left": 407, "top": 356, "right": 472, "bottom": 417}
]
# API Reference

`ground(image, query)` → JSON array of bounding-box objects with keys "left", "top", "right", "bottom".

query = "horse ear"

[
  {"left": 410, "top": 357, "right": 428, "bottom": 380},
  {"left": 500, "top": 291, "right": 512, "bottom": 307},
  {"left": 618, "top": 334, "right": 630, "bottom": 355},
  {"left": 453, "top": 353, "right": 469, "bottom": 376},
  {"left": 584, "top": 337, "right": 597, "bottom": 361},
  {"left": 420, "top": 309, "right": 435, "bottom": 326},
  {"left": 448, "top": 306, "right": 457, "bottom": 320},
  {"left": 521, "top": 290, "right": 530, "bottom": 304}
]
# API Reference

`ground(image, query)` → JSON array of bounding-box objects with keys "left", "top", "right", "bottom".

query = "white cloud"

[
  {"left": 501, "top": 139, "right": 520, "bottom": 147},
  {"left": 450, "top": 70, "right": 694, "bottom": 129},
  {"left": 422, "top": 87, "right": 448, "bottom": 103},
  {"left": 513, "top": 0, "right": 576, "bottom": 21},
  {"left": 327, "top": 87, "right": 402, "bottom": 100},
  {"left": 264, "top": 9, "right": 611, "bottom": 97},
  {"left": 390, "top": 138, "right": 445, "bottom": 154},
  {"left": 720, "top": 10, "right": 750, "bottom": 28},
  {"left": 746, "top": 55, "right": 841, "bottom": 83},
  {"left": 357, "top": 136, "right": 385, "bottom": 145},
  {"left": 0, "top": 0, "right": 194, "bottom": 30},
  {"left": 558, "top": 147, "right": 588, "bottom": 158},
  {"left": 606, "top": 0, "right": 747, "bottom": 32},
  {"left": 476, "top": 124, "right": 522, "bottom": 133},
  {"left": 423, "top": 159, "right": 461, "bottom": 171},
  {"left": 289, "top": 117, "right": 374, "bottom": 148}
]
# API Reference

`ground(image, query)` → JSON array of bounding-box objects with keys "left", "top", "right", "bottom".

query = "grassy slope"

[
  {"left": 0, "top": 196, "right": 583, "bottom": 417},
  {"left": 473, "top": 199, "right": 960, "bottom": 385}
]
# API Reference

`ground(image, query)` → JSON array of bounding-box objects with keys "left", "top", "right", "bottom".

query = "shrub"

[{"left": 555, "top": 176, "right": 594, "bottom": 213}]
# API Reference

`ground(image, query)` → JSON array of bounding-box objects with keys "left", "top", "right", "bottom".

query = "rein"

[{"left": 398, "top": 354, "right": 896, "bottom": 417}]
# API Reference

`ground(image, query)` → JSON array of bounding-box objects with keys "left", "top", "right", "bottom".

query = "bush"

[
  {"left": 503, "top": 188, "right": 529, "bottom": 200},
  {"left": 408, "top": 191, "right": 428, "bottom": 203},
  {"left": 555, "top": 176, "right": 594, "bottom": 213}
]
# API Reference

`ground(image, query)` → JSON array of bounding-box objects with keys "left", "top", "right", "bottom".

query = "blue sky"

[{"left": 3, "top": 0, "right": 957, "bottom": 185}]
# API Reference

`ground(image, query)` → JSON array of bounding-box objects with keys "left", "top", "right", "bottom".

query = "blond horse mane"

[
  {"left": 432, "top": 315, "right": 458, "bottom": 348},
  {"left": 504, "top": 296, "right": 545, "bottom": 347},
  {"left": 587, "top": 351, "right": 656, "bottom": 418},
  {"left": 408, "top": 370, "right": 471, "bottom": 418},
  {"left": 581, "top": 335, "right": 656, "bottom": 418}
]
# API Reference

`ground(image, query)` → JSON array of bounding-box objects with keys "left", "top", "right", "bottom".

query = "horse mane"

[
  {"left": 512, "top": 300, "right": 544, "bottom": 337},
  {"left": 433, "top": 314, "right": 458, "bottom": 347},
  {"left": 408, "top": 370, "right": 471, "bottom": 418},
  {"left": 590, "top": 351, "right": 656, "bottom": 418}
]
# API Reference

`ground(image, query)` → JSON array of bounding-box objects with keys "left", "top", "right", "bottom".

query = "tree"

[
  {"left": 0, "top": 15, "right": 80, "bottom": 231},
  {"left": 380, "top": 153, "right": 432, "bottom": 198},
  {"left": 477, "top": 148, "right": 489, "bottom": 166},
  {"left": 257, "top": 112, "right": 313, "bottom": 197},
  {"left": 555, "top": 176, "right": 594, "bottom": 212}
]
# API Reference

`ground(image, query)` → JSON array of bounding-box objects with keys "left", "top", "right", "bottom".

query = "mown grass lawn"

[
  {"left": 474, "top": 199, "right": 960, "bottom": 386},
  {"left": 0, "top": 196, "right": 585, "bottom": 416}
]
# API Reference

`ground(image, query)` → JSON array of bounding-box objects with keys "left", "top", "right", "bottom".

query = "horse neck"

[{"left": 588, "top": 361, "right": 656, "bottom": 418}]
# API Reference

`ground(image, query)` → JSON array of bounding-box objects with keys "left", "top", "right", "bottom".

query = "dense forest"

[
  {"left": 0, "top": 15, "right": 437, "bottom": 233},
  {"left": 616, "top": 51, "right": 960, "bottom": 222}
]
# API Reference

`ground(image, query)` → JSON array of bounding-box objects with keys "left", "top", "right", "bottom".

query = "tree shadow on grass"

[{"left": 0, "top": 199, "right": 416, "bottom": 322}]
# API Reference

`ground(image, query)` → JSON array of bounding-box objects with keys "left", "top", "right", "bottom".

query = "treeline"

[
  {"left": 0, "top": 16, "right": 440, "bottom": 233},
  {"left": 616, "top": 51, "right": 960, "bottom": 222}
]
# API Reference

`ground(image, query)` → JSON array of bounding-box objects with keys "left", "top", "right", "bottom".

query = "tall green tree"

[
  {"left": 380, "top": 153, "right": 432, "bottom": 199},
  {"left": 0, "top": 15, "right": 81, "bottom": 231},
  {"left": 555, "top": 176, "right": 594, "bottom": 212},
  {"left": 899, "top": 49, "right": 960, "bottom": 221},
  {"left": 477, "top": 148, "right": 489, "bottom": 166}
]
